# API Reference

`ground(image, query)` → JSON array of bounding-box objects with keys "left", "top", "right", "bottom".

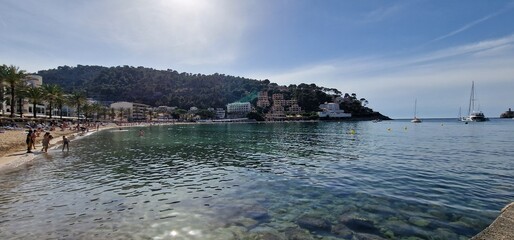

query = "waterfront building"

[
  {"left": 189, "top": 106, "right": 198, "bottom": 113},
  {"left": 215, "top": 108, "right": 226, "bottom": 119},
  {"left": 227, "top": 102, "right": 251, "bottom": 113},
  {"left": 288, "top": 103, "right": 302, "bottom": 114},
  {"left": 265, "top": 93, "right": 302, "bottom": 121},
  {"left": 110, "top": 101, "right": 150, "bottom": 121},
  {"left": 272, "top": 93, "right": 286, "bottom": 106},
  {"left": 266, "top": 104, "right": 286, "bottom": 121},
  {"left": 318, "top": 102, "right": 351, "bottom": 118},
  {"left": 1, "top": 75, "right": 46, "bottom": 117},
  {"left": 256, "top": 91, "right": 270, "bottom": 108},
  {"left": 227, "top": 102, "right": 251, "bottom": 118}
]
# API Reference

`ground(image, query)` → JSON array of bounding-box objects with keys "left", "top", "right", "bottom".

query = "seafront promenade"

[{"left": 472, "top": 202, "right": 514, "bottom": 240}]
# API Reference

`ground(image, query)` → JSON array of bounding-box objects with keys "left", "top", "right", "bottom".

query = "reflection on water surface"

[{"left": 1, "top": 120, "right": 513, "bottom": 239}]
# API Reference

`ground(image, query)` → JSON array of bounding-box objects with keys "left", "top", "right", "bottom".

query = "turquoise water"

[{"left": 1, "top": 119, "right": 513, "bottom": 239}]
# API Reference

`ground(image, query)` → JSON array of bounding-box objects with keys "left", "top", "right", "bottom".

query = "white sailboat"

[
  {"left": 460, "top": 81, "right": 487, "bottom": 122},
  {"left": 411, "top": 99, "right": 422, "bottom": 123}
]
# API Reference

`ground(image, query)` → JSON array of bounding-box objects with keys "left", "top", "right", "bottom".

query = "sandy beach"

[{"left": 0, "top": 123, "right": 119, "bottom": 172}]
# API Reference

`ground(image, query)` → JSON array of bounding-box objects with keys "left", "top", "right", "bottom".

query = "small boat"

[
  {"left": 460, "top": 81, "right": 488, "bottom": 122},
  {"left": 411, "top": 99, "right": 422, "bottom": 123}
]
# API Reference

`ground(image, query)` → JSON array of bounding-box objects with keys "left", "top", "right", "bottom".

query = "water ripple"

[{"left": 0, "top": 121, "right": 513, "bottom": 239}]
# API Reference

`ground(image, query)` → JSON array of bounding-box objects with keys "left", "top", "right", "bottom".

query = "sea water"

[{"left": 0, "top": 119, "right": 513, "bottom": 239}]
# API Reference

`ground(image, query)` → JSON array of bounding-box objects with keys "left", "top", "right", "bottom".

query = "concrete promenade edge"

[{"left": 471, "top": 202, "right": 514, "bottom": 240}]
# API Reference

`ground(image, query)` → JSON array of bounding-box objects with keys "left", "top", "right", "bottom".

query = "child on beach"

[
  {"left": 30, "top": 130, "right": 37, "bottom": 150},
  {"left": 41, "top": 132, "right": 53, "bottom": 153},
  {"left": 26, "top": 129, "right": 33, "bottom": 153},
  {"left": 62, "top": 136, "right": 69, "bottom": 152}
]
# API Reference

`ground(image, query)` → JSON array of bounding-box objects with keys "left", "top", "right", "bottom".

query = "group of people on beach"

[{"left": 25, "top": 129, "right": 69, "bottom": 153}]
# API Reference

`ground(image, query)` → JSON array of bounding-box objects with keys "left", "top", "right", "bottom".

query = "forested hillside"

[
  {"left": 38, "top": 65, "right": 268, "bottom": 109},
  {"left": 37, "top": 65, "right": 388, "bottom": 119}
]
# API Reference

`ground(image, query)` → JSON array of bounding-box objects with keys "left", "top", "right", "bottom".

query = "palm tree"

[
  {"left": 14, "top": 82, "right": 28, "bottom": 118},
  {"left": 101, "top": 106, "right": 109, "bottom": 120},
  {"left": 25, "top": 86, "right": 44, "bottom": 118},
  {"left": 110, "top": 107, "right": 116, "bottom": 121},
  {"left": 4, "top": 65, "right": 26, "bottom": 118},
  {"left": 0, "top": 65, "right": 9, "bottom": 115},
  {"left": 42, "top": 84, "right": 63, "bottom": 119},
  {"left": 68, "top": 91, "right": 87, "bottom": 125},
  {"left": 90, "top": 102, "right": 103, "bottom": 121},
  {"left": 117, "top": 107, "right": 126, "bottom": 121},
  {"left": 82, "top": 102, "right": 92, "bottom": 121},
  {"left": 56, "top": 92, "right": 67, "bottom": 119}
]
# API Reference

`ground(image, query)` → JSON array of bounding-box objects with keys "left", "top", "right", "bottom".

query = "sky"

[{"left": 1, "top": 0, "right": 514, "bottom": 119}]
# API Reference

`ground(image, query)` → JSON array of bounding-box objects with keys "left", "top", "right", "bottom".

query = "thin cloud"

[
  {"left": 260, "top": 34, "right": 514, "bottom": 86},
  {"left": 363, "top": 4, "right": 403, "bottom": 22},
  {"left": 429, "top": 4, "right": 514, "bottom": 44},
  {"left": 255, "top": 34, "right": 514, "bottom": 118}
]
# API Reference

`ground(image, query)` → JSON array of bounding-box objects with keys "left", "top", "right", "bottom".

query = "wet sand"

[{"left": 0, "top": 124, "right": 118, "bottom": 172}]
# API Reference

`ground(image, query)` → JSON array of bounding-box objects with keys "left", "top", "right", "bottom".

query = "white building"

[
  {"left": 318, "top": 103, "right": 351, "bottom": 118},
  {"left": 216, "top": 108, "right": 226, "bottom": 119},
  {"left": 226, "top": 102, "right": 251, "bottom": 114},
  {"left": 110, "top": 101, "right": 150, "bottom": 121},
  {"left": 2, "top": 75, "right": 46, "bottom": 117}
]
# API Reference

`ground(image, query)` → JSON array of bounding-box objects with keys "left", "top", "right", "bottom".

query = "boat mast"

[
  {"left": 468, "top": 81, "right": 474, "bottom": 115},
  {"left": 414, "top": 99, "right": 417, "bottom": 118}
]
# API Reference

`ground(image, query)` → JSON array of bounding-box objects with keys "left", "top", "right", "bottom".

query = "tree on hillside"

[{"left": 4, "top": 65, "right": 26, "bottom": 118}]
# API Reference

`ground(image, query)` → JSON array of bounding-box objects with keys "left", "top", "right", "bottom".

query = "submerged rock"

[
  {"left": 284, "top": 227, "right": 315, "bottom": 240},
  {"left": 247, "top": 231, "right": 285, "bottom": 240},
  {"left": 210, "top": 226, "right": 247, "bottom": 240},
  {"left": 340, "top": 216, "right": 381, "bottom": 235},
  {"left": 244, "top": 205, "right": 270, "bottom": 221},
  {"left": 353, "top": 232, "right": 387, "bottom": 240},
  {"left": 232, "top": 217, "right": 259, "bottom": 228},
  {"left": 408, "top": 216, "right": 431, "bottom": 227},
  {"left": 248, "top": 227, "right": 286, "bottom": 240},
  {"left": 296, "top": 214, "right": 331, "bottom": 232},
  {"left": 331, "top": 223, "right": 353, "bottom": 238}
]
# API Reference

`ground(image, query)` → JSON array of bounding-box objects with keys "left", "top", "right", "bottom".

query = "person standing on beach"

[
  {"left": 41, "top": 132, "right": 53, "bottom": 153},
  {"left": 62, "top": 136, "right": 69, "bottom": 152},
  {"left": 26, "top": 129, "right": 33, "bottom": 153},
  {"left": 30, "top": 130, "right": 37, "bottom": 150}
]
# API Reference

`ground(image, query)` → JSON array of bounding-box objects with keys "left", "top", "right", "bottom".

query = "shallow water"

[{"left": 1, "top": 119, "right": 513, "bottom": 239}]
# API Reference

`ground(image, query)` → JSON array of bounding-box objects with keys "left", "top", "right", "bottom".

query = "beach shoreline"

[
  {"left": 0, "top": 121, "right": 184, "bottom": 173},
  {"left": 0, "top": 123, "right": 122, "bottom": 173}
]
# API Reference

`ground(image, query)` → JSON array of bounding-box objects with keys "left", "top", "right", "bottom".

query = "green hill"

[{"left": 36, "top": 65, "right": 389, "bottom": 119}]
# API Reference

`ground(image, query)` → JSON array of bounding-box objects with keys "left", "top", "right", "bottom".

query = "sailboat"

[
  {"left": 411, "top": 99, "right": 422, "bottom": 123},
  {"left": 460, "top": 81, "right": 487, "bottom": 122}
]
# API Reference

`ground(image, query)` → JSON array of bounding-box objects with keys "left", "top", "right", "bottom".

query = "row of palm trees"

[{"left": 0, "top": 64, "right": 91, "bottom": 120}]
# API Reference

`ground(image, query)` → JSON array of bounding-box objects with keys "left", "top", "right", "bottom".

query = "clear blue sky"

[{"left": 1, "top": 0, "right": 514, "bottom": 118}]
